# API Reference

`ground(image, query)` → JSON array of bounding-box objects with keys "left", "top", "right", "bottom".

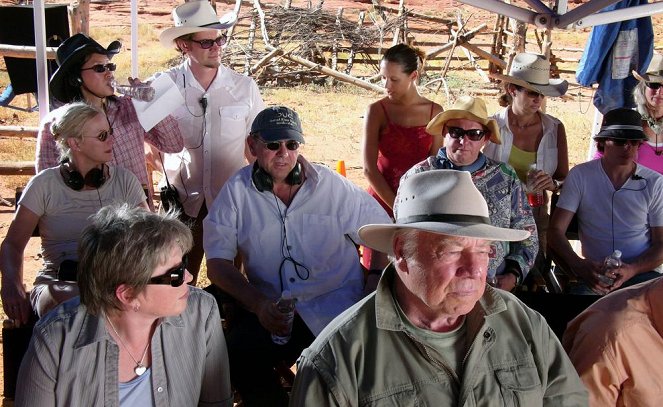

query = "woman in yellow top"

[{"left": 483, "top": 53, "right": 569, "bottom": 264}]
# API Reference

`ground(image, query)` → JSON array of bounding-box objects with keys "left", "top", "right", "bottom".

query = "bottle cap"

[{"left": 613, "top": 250, "right": 622, "bottom": 258}]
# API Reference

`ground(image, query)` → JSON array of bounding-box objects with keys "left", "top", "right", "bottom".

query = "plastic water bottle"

[
  {"left": 112, "top": 81, "right": 155, "bottom": 102},
  {"left": 271, "top": 290, "right": 296, "bottom": 345},
  {"left": 526, "top": 163, "right": 544, "bottom": 208},
  {"left": 599, "top": 250, "right": 622, "bottom": 286}
]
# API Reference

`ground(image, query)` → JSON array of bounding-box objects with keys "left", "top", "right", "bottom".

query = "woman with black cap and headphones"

[
  {"left": 35, "top": 33, "right": 183, "bottom": 209},
  {"left": 0, "top": 102, "right": 148, "bottom": 323}
]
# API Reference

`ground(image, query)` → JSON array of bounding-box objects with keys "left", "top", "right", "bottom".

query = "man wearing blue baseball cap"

[{"left": 203, "top": 106, "right": 391, "bottom": 406}]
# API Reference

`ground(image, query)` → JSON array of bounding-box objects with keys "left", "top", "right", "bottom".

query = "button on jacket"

[{"left": 291, "top": 266, "right": 588, "bottom": 406}]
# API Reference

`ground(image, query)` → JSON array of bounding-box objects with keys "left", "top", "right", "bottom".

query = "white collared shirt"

[
  {"left": 203, "top": 157, "right": 392, "bottom": 335},
  {"left": 155, "top": 61, "right": 265, "bottom": 217}
]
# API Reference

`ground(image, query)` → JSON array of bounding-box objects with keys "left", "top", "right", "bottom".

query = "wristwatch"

[{"left": 552, "top": 179, "right": 563, "bottom": 194}]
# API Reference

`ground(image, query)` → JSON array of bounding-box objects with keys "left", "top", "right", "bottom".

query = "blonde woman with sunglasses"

[
  {"left": 15, "top": 205, "right": 231, "bottom": 406},
  {"left": 631, "top": 53, "right": 663, "bottom": 173},
  {"left": 35, "top": 33, "right": 184, "bottom": 209},
  {"left": 484, "top": 53, "right": 569, "bottom": 264},
  {"left": 0, "top": 103, "right": 148, "bottom": 322}
]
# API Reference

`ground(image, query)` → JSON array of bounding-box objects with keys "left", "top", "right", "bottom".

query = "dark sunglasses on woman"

[
  {"left": 646, "top": 82, "right": 663, "bottom": 90},
  {"left": 148, "top": 255, "right": 188, "bottom": 287},
  {"left": 80, "top": 63, "right": 117, "bottom": 73}
]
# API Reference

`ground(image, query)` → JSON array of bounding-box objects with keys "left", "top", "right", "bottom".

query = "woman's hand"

[
  {"left": 530, "top": 170, "right": 556, "bottom": 192},
  {"left": 1, "top": 278, "right": 31, "bottom": 326}
]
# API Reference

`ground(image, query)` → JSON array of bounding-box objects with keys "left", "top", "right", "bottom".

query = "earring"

[{"left": 133, "top": 303, "right": 140, "bottom": 312}]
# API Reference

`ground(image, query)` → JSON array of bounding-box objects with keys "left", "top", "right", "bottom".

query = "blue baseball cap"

[{"left": 250, "top": 106, "right": 305, "bottom": 144}]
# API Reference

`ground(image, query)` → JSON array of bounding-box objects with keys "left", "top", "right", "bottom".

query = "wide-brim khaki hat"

[
  {"left": 160, "top": 1, "right": 237, "bottom": 47},
  {"left": 489, "top": 53, "right": 568, "bottom": 97},
  {"left": 426, "top": 96, "right": 501, "bottom": 144},
  {"left": 633, "top": 53, "right": 663, "bottom": 83},
  {"left": 359, "top": 170, "right": 530, "bottom": 255}
]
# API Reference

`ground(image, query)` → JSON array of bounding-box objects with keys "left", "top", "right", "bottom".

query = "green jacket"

[{"left": 291, "top": 266, "right": 588, "bottom": 406}]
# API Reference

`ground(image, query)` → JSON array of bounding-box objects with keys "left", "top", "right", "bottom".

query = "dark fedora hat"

[
  {"left": 49, "top": 33, "right": 122, "bottom": 102},
  {"left": 593, "top": 108, "right": 647, "bottom": 141}
]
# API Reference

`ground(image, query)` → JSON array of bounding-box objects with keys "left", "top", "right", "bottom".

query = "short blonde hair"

[{"left": 51, "top": 102, "right": 103, "bottom": 163}]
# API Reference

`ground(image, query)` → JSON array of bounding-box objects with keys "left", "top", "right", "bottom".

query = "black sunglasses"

[
  {"left": 83, "top": 129, "right": 113, "bottom": 142},
  {"left": 189, "top": 35, "right": 227, "bottom": 49},
  {"left": 514, "top": 85, "right": 544, "bottom": 99},
  {"left": 148, "top": 255, "right": 188, "bottom": 287},
  {"left": 607, "top": 139, "right": 642, "bottom": 147},
  {"left": 80, "top": 63, "right": 117, "bottom": 73},
  {"left": 258, "top": 139, "right": 300, "bottom": 151},
  {"left": 646, "top": 82, "right": 663, "bottom": 90},
  {"left": 446, "top": 126, "right": 486, "bottom": 141}
]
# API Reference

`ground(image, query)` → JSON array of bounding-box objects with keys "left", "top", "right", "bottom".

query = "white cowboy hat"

[
  {"left": 426, "top": 96, "right": 501, "bottom": 144},
  {"left": 159, "top": 1, "right": 237, "bottom": 48},
  {"left": 358, "top": 170, "right": 530, "bottom": 255},
  {"left": 632, "top": 53, "right": 663, "bottom": 83},
  {"left": 489, "top": 53, "right": 568, "bottom": 97}
]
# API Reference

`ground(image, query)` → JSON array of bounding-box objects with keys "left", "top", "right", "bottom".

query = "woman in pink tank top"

[{"left": 362, "top": 44, "right": 443, "bottom": 217}]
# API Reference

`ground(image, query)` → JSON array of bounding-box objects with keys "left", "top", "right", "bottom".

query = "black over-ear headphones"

[
  {"left": 60, "top": 162, "right": 108, "bottom": 191},
  {"left": 251, "top": 161, "right": 302, "bottom": 192}
]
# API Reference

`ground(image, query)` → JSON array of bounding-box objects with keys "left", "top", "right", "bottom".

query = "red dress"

[{"left": 367, "top": 101, "right": 435, "bottom": 217}]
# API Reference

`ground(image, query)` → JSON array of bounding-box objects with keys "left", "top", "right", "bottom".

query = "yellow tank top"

[{"left": 508, "top": 145, "right": 536, "bottom": 183}]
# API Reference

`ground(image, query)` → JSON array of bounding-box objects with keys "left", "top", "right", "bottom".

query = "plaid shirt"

[
  {"left": 401, "top": 152, "right": 538, "bottom": 280},
  {"left": 36, "top": 96, "right": 183, "bottom": 188}
]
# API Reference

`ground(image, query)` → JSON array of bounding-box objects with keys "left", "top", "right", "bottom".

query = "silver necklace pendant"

[{"left": 134, "top": 364, "right": 147, "bottom": 376}]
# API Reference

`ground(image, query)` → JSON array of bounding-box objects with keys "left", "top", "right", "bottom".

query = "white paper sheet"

[{"left": 131, "top": 74, "right": 184, "bottom": 132}]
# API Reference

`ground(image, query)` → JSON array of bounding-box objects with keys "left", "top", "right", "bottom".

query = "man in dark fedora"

[
  {"left": 36, "top": 33, "right": 183, "bottom": 209},
  {"left": 405, "top": 96, "right": 538, "bottom": 292},
  {"left": 549, "top": 108, "right": 663, "bottom": 295},
  {"left": 155, "top": 0, "right": 266, "bottom": 283},
  {"left": 290, "top": 169, "right": 587, "bottom": 406},
  {"left": 203, "top": 106, "right": 390, "bottom": 407}
]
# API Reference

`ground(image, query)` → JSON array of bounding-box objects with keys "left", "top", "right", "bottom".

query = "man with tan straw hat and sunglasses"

[
  {"left": 290, "top": 170, "right": 587, "bottom": 406},
  {"left": 412, "top": 96, "right": 538, "bottom": 292},
  {"left": 153, "top": 0, "right": 265, "bottom": 284}
]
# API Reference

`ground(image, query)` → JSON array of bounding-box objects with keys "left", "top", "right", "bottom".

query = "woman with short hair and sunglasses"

[
  {"left": 0, "top": 102, "right": 148, "bottom": 323},
  {"left": 15, "top": 204, "right": 232, "bottom": 406},
  {"left": 631, "top": 53, "right": 663, "bottom": 173},
  {"left": 483, "top": 52, "right": 569, "bottom": 268},
  {"left": 35, "top": 33, "right": 184, "bottom": 209}
]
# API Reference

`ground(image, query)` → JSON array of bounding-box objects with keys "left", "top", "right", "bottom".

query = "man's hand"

[
  {"left": 496, "top": 273, "right": 517, "bottom": 291},
  {"left": 609, "top": 262, "right": 638, "bottom": 291},
  {"left": 255, "top": 298, "right": 290, "bottom": 336},
  {"left": 570, "top": 258, "right": 612, "bottom": 295}
]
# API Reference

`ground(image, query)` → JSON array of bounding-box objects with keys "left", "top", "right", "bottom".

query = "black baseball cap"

[{"left": 250, "top": 106, "right": 305, "bottom": 143}]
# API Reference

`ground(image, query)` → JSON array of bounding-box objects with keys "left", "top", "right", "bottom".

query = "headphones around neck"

[
  {"left": 251, "top": 161, "right": 302, "bottom": 192},
  {"left": 60, "top": 162, "right": 108, "bottom": 191}
]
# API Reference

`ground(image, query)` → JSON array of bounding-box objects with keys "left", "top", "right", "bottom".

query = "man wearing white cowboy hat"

[
  {"left": 152, "top": 0, "right": 265, "bottom": 284},
  {"left": 290, "top": 170, "right": 587, "bottom": 406},
  {"left": 412, "top": 96, "right": 538, "bottom": 292},
  {"left": 549, "top": 107, "right": 663, "bottom": 296}
]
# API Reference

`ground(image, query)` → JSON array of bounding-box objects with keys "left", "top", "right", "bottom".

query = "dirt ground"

[{"left": 1, "top": 0, "right": 663, "bottom": 403}]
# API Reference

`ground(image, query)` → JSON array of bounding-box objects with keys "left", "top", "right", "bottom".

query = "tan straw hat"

[
  {"left": 632, "top": 53, "right": 663, "bottom": 83},
  {"left": 358, "top": 170, "right": 530, "bottom": 255},
  {"left": 489, "top": 53, "right": 568, "bottom": 97},
  {"left": 159, "top": 1, "right": 237, "bottom": 47},
  {"left": 426, "top": 96, "right": 501, "bottom": 144}
]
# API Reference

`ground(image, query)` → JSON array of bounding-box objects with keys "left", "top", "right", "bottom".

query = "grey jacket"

[
  {"left": 16, "top": 288, "right": 232, "bottom": 407},
  {"left": 291, "top": 266, "right": 588, "bottom": 406}
]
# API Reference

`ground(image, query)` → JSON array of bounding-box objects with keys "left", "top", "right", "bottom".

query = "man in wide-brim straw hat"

[
  {"left": 420, "top": 95, "right": 538, "bottom": 292},
  {"left": 290, "top": 169, "right": 588, "bottom": 406},
  {"left": 151, "top": 0, "right": 265, "bottom": 285},
  {"left": 549, "top": 107, "right": 663, "bottom": 296}
]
